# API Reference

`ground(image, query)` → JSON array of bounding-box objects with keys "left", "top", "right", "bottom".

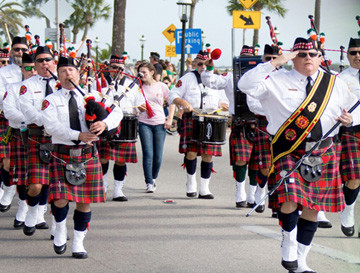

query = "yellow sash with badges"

[{"left": 270, "top": 71, "right": 335, "bottom": 173}]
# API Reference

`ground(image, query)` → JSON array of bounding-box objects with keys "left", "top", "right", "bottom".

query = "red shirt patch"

[
  {"left": 41, "top": 100, "right": 50, "bottom": 110},
  {"left": 221, "top": 72, "right": 228, "bottom": 77},
  {"left": 3, "top": 91, "right": 7, "bottom": 100},
  {"left": 175, "top": 80, "right": 182, "bottom": 88},
  {"left": 19, "top": 85, "right": 27, "bottom": 95}
]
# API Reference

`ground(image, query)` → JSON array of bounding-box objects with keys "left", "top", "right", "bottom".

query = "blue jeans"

[{"left": 138, "top": 122, "right": 166, "bottom": 185}]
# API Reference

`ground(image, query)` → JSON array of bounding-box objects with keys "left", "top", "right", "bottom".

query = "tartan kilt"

[
  {"left": 179, "top": 113, "right": 222, "bottom": 156},
  {"left": 28, "top": 133, "right": 51, "bottom": 186},
  {"left": 252, "top": 124, "right": 272, "bottom": 170},
  {"left": 9, "top": 133, "right": 28, "bottom": 186},
  {"left": 0, "top": 115, "right": 10, "bottom": 159},
  {"left": 267, "top": 173, "right": 279, "bottom": 210},
  {"left": 97, "top": 138, "right": 137, "bottom": 163},
  {"left": 340, "top": 132, "right": 360, "bottom": 182},
  {"left": 49, "top": 145, "right": 105, "bottom": 204},
  {"left": 229, "top": 125, "right": 253, "bottom": 165},
  {"left": 275, "top": 144, "right": 344, "bottom": 212}
]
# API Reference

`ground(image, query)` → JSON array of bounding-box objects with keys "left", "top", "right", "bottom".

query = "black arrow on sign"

[
  {"left": 240, "top": 15, "right": 254, "bottom": 25},
  {"left": 167, "top": 29, "right": 175, "bottom": 35}
]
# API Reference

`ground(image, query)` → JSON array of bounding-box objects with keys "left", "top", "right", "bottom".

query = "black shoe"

[
  {"left": 318, "top": 221, "right": 332, "bottom": 228},
  {"left": 281, "top": 259, "right": 298, "bottom": 271},
  {"left": 54, "top": 243, "right": 67, "bottom": 255},
  {"left": 0, "top": 204, "right": 11, "bottom": 212},
  {"left": 255, "top": 204, "right": 265, "bottom": 213},
  {"left": 271, "top": 211, "right": 278, "bottom": 218},
  {"left": 198, "top": 193, "right": 214, "bottom": 199},
  {"left": 112, "top": 196, "right": 128, "bottom": 202},
  {"left": 247, "top": 202, "right": 255, "bottom": 208},
  {"left": 236, "top": 201, "right": 247, "bottom": 208},
  {"left": 23, "top": 225, "right": 36, "bottom": 236},
  {"left": 14, "top": 219, "right": 24, "bottom": 229},
  {"left": 50, "top": 235, "right": 70, "bottom": 240},
  {"left": 35, "top": 222, "right": 49, "bottom": 229},
  {"left": 341, "top": 225, "right": 354, "bottom": 237},
  {"left": 186, "top": 192, "right": 197, "bottom": 198},
  {"left": 72, "top": 252, "right": 88, "bottom": 259}
]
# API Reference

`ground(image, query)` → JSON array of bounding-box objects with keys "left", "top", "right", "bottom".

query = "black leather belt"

[
  {"left": 12, "top": 128, "right": 20, "bottom": 136},
  {"left": 298, "top": 137, "right": 333, "bottom": 151},
  {"left": 28, "top": 128, "right": 47, "bottom": 136},
  {"left": 53, "top": 145, "right": 94, "bottom": 157}
]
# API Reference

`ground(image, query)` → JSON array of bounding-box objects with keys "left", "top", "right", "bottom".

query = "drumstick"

[{"left": 193, "top": 109, "right": 222, "bottom": 116}]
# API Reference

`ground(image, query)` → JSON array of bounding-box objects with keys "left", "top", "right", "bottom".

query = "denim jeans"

[{"left": 138, "top": 122, "right": 166, "bottom": 185}]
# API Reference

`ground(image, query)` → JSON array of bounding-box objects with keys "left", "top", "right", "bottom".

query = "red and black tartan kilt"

[
  {"left": 267, "top": 173, "right": 279, "bottom": 210},
  {"left": 9, "top": 132, "right": 28, "bottom": 186},
  {"left": 229, "top": 125, "right": 253, "bottom": 165},
  {"left": 340, "top": 132, "right": 360, "bottom": 182},
  {"left": 275, "top": 144, "right": 344, "bottom": 212},
  {"left": 27, "top": 128, "right": 51, "bottom": 185},
  {"left": 0, "top": 115, "right": 10, "bottom": 159},
  {"left": 179, "top": 112, "right": 222, "bottom": 156},
  {"left": 49, "top": 145, "right": 105, "bottom": 204},
  {"left": 97, "top": 138, "right": 137, "bottom": 163},
  {"left": 252, "top": 120, "right": 272, "bottom": 170}
]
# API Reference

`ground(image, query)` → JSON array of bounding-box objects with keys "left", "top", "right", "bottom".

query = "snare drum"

[
  {"left": 110, "top": 113, "right": 138, "bottom": 143},
  {"left": 191, "top": 113, "right": 228, "bottom": 145}
]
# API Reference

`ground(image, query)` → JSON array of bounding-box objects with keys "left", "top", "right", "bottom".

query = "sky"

[{"left": 11, "top": 0, "right": 360, "bottom": 68}]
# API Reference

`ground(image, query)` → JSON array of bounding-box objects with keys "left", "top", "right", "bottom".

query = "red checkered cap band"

[
  {"left": 292, "top": 42, "right": 315, "bottom": 51},
  {"left": 241, "top": 48, "right": 254, "bottom": 55},
  {"left": 0, "top": 53, "right": 8, "bottom": 58},
  {"left": 196, "top": 53, "right": 208, "bottom": 60},
  {"left": 110, "top": 58, "right": 124, "bottom": 64}
]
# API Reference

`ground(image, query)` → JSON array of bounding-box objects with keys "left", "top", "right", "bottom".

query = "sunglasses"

[
  {"left": 349, "top": 51, "right": 360, "bottom": 56},
  {"left": 197, "top": 62, "right": 205, "bottom": 66},
  {"left": 297, "top": 52, "right": 319, "bottom": 58},
  {"left": 1, "top": 60, "right": 10, "bottom": 65},
  {"left": 110, "top": 66, "right": 123, "bottom": 70},
  {"left": 23, "top": 66, "right": 36, "bottom": 71},
  {"left": 35, "top": 57, "right": 54, "bottom": 63},
  {"left": 13, "top": 48, "right": 28, "bottom": 53},
  {"left": 264, "top": 56, "right": 277, "bottom": 61}
]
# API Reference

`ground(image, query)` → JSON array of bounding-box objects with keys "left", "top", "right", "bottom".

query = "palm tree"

[
  {"left": 226, "top": 0, "right": 287, "bottom": 46},
  {"left": 22, "top": 0, "right": 51, "bottom": 28},
  {"left": 111, "top": 0, "right": 126, "bottom": 55},
  {"left": 188, "top": 0, "right": 202, "bottom": 29},
  {"left": 92, "top": 42, "right": 112, "bottom": 63},
  {"left": 0, "top": 0, "right": 28, "bottom": 40},
  {"left": 64, "top": 8, "right": 86, "bottom": 44},
  {"left": 314, "top": 0, "right": 321, "bottom": 31}
]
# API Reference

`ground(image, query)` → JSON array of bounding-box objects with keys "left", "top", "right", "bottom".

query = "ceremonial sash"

[{"left": 270, "top": 71, "right": 335, "bottom": 172}]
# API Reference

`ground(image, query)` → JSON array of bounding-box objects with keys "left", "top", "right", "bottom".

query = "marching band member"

[
  {"left": 19, "top": 46, "right": 57, "bottom": 235},
  {"left": 338, "top": 37, "right": 360, "bottom": 237},
  {"left": 169, "top": 50, "right": 228, "bottom": 199},
  {"left": 238, "top": 37, "right": 360, "bottom": 273},
  {"left": 0, "top": 48, "right": 10, "bottom": 68},
  {"left": 41, "top": 56, "right": 122, "bottom": 258},
  {"left": 3, "top": 53, "right": 37, "bottom": 228}
]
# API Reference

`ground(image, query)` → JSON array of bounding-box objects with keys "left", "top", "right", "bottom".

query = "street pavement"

[{"left": 0, "top": 131, "right": 359, "bottom": 273}]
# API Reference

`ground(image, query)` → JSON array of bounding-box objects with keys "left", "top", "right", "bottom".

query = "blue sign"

[{"left": 175, "top": 28, "right": 202, "bottom": 55}]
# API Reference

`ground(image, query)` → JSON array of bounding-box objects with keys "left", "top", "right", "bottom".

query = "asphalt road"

[{"left": 0, "top": 131, "right": 359, "bottom": 273}]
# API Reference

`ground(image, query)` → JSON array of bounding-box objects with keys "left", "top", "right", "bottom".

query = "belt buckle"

[{"left": 70, "top": 149, "right": 82, "bottom": 157}]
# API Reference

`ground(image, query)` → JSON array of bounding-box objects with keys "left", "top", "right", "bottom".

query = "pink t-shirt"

[{"left": 138, "top": 81, "right": 169, "bottom": 125}]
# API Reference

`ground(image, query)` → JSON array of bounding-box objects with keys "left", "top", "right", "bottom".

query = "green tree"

[
  {"left": 0, "top": 0, "right": 28, "bottom": 41},
  {"left": 226, "top": 0, "right": 287, "bottom": 46},
  {"left": 111, "top": 0, "right": 126, "bottom": 55},
  {"left": 92, "top": 42, "right": 112, "bottom": 63},
  {"left": 314, "top": 0, "right": 321, "bottom": 31},
  {"left": 21, "top": 0, "right": 51, "bottom": 28}
]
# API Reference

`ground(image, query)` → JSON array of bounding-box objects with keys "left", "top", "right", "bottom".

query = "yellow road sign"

[
  {"left": 233, "top": 10, "right": 261, "bottom": 29},
  {"left": 165, "top": 45, "right": 177, "bottom": 57},
  {"left": 162, "top": 24, "right": 176, "bottom": 44},
  {"left": 238, "top": 0, "right": 258, "bottom": 9}
]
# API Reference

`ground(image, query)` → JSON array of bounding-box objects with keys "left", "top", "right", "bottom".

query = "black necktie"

[
  {"left": 358, "top": 70, "right": 360, "bottom": 84},
  {"left": 306, "top": 76, "right": 322, "bottom": 141},
  {"left": 69, "top": 90, "right": 81, "bottom": 145},
  {"left": 43, "top": 78, "right": 53, "bottom": 97}
]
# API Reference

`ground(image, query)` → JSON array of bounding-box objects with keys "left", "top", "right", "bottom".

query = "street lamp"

[
  {"left": 177, "top": 0, "right": 192, "bottom": 77},
  {"left": 139, "top": 35, "right": 146, "bottom": 61},
  {"left": 94, "top": 37, "right": 100, "bottom": 70},
  {"left": 201, "top": 31, "right": 206, "bottom": 50}
]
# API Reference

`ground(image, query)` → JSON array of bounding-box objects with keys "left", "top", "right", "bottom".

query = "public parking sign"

[{"left": 175, "top": 28, "right": 202, "bottom": 55}]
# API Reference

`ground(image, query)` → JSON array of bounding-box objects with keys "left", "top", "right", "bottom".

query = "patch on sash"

[
  {"left": 284, "top": 128, "right": 296, "bottom": 141},
  {"left": 295, "top": 115, "right": 309, "bottom": 129},
  {"left": 41, "top": 100, "right": 50, "bottom": 110},
  {"left": 3, "top": 91, "right": 7, "bottom": 100},
  {"left": 19, "top": 85, "right": 27, "bottom": 95},
  {"left": 307, "top": 102, "right": 317, "bottom": 113},
  {"left": 175, "top": 80, "right": 182, "bottom": 88}
]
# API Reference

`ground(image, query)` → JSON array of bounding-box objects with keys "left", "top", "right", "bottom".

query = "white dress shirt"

[
  {"left": 0, "top": 64, "right": 22, "bottom": 110},
  {"left": 3, "top": 81, "right": 26, "bottom": 128},
  {"left": 338, "top": 66, "right": 360, "bottom": 98}
]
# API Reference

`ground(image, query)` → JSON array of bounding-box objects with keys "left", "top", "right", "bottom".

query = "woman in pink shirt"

[{"left": 138, "top": 63, "right": 175, "bottom": 193}]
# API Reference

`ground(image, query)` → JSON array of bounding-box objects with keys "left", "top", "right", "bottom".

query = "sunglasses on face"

[
  {"left": 23, "top": 66, "right": 36, "bottom": 71},
  {"left": 13, "top": 48, "right": 28, "bottom": 53},
  {"left": 35, "top": 57, "right": 54, "bottom": 63},
  {"left": 197, "top": 62, "right": 205, "bottom": 66},
  {"left": 110, "top": 66, "right": 123, "bottom": 70},
  {"left": 1, "top": 60, "right": 10, "bottom": 65},
  {"left": 264, "top": 56, "right": 277, "bottom": 62},
  {"left": 297, "top": 52, "right": 319, "bottom": 58},
  {"left": 349, "top": 51, "right": 360, "bottom": 56}
]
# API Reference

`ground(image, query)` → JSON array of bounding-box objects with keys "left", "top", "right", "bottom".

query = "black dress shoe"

[
  {"left": 0, "top": 204, "right": 11, "bottom": 212},
  {"left": 54, "top": 243, "right": 67, "bottom": 255},
  {"left": 236, "top": 201, "right": 247, "bottom": 208},
  {"left": 281, "top": 259, "right": 298, "bottom": 271},
  {"left": 255, "top": 204, "right": 265, "bottom": 213},
  {"left": 198, "top": 194, "right": 214, "bottom": 199},
  {"left": 23, "top": 225, "right": 36, "bottom": 236},
  {"left": 112, "top": 196, "right": 128, "bottom": 202},
  {"left": 247, "top": 202, "right": 255, "bottom": 208},
  {"left": 51, "top": 235, "right": 70, "bottom": 240},
  {"left": 271, "top": 211, "right": 278, "bottom": 218},
  {"left": 318, "top": 221, "right": 332, "bottom": 228},
  {"left": 289, "top": 270, "right": 316, "bottom": 273},
  {"left": 72, "top": 252, "right": 88, "bottom": 259},
  {"left": 36, "top": 222, "right": 49, "bottom": 229},
  {"left": 14, "top": 219, "right": 24, "bottom": 229},
  {"left": 341, "top": 225, "right": 354, "bottom": 237},
  {"left": 186, "top": 192, "right": 197, "bottom": 198}
]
